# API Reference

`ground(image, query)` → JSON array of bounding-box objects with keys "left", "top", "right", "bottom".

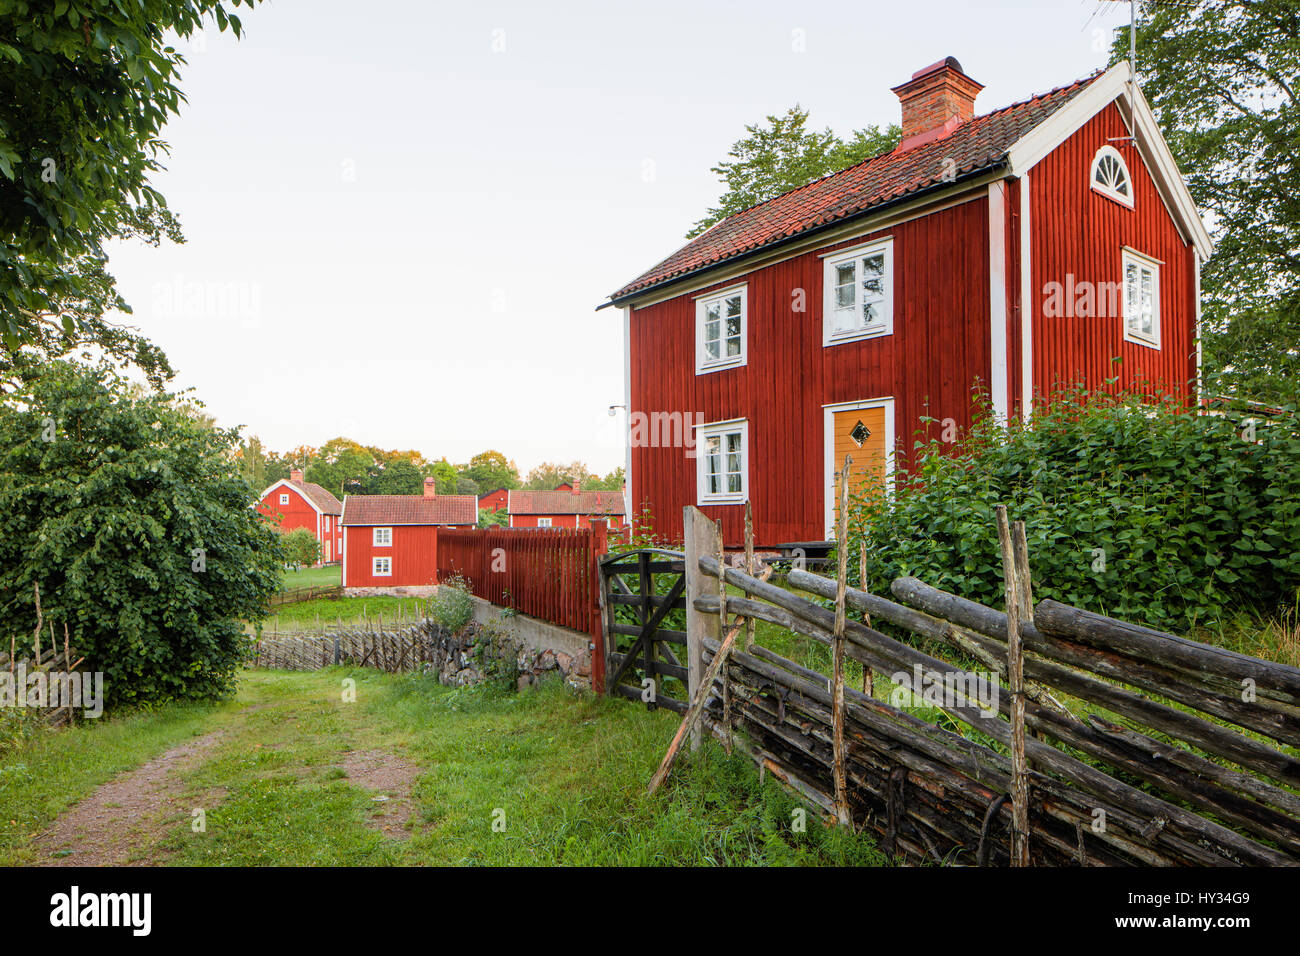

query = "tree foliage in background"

[
  {"left": 1115, "top": 1, "right": 1300, "bottom": 408},
  {"left": 0, "top": 360, "right": 283, "bottom": 707},
  {"left": 849, "top": 388, "right": 1300, "bottom": 634},
  {"left": 522, "top": 461, "right": 624, "bottom": 491},
  {"left": 689, "top": 105, "right": 900, "bottom": 238},
  {"left": 0, "top": 0, "right": 261, "bottom": 387}
]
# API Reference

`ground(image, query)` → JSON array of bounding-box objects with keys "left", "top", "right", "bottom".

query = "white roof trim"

[
  {"left": 260, "top": 478, "right": 325, "bottom": 517},
  {"left": 1005, "top": 61, "right": 1213, "bottom": 260}
]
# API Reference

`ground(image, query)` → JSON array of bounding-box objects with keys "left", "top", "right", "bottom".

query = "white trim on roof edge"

[
  {"left": 259, "top": 478, "right": 331, "bottom": 518},
  {"left": 1005, "top": 61, "right": 1213, "bottom": 260}
]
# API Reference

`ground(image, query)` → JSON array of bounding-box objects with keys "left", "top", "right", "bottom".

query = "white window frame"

[
  {"left": 279, "top": 493, "right": 289, "bottom": 506},
  {"left": 372, "top": 526, "right": 393, "bottom": 547},
  {"left": 1091, "top": 145, "right": 1134, "bottom": 209},
  {"left": 372, "top": 556, "right": 392, "bottom": 577},
  {"left": 694, "top": 418, "right": 749, "bottom": 505},
  {"left": 537, "top": 517, "right": 552, "bottom": 528},
  {"left": 822, "top": 237, "right": 894, "bottom": 346},
  {"left": 694, "top": 284, "right": 748, "bottom": 374},
  {"left": 1122, "top": 248, "right": 1161, "bottom": 350}
]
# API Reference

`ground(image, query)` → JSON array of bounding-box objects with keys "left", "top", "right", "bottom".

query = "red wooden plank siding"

[
  {"left": 629, "top": 194, "right": 993, "bottom": 547},
  {"left": 1028, "top": 103, "right": 1197, "bottom": 404},
  {"left": 344, "top": 525, "right": 439, "bottom": 589}
]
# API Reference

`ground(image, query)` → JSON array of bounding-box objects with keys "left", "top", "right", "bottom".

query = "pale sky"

[{"left": 104, "top": 0, "right": 1128, "bottom": 474}]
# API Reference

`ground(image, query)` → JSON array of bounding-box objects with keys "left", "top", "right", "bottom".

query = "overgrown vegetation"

[
  {"left": 429, "top": 574, "right": 474, "bottom": 634},
  {"left": 0, "top": 361, "right": 283, "bottom": 708},
  {"left": 850, "top": 388, "right": 1300, "bottom": 633},
  {"left": 279, "top": 527, "right": 321, "bottom": 570}
]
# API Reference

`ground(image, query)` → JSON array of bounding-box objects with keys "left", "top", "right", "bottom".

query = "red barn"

[
  {"left": 478, "top": 487, "right": 509, "bottom": 513},
  {"left": 603, "top": 58, "right": 1211, "bottom": 547},
  {"left": 508, "top": 481, "right": 627, "bottom": 530},
  {"left": 258, "top": 469, "right": 344, "bottom": 565},
  {"left": 340, "top": 483, "right": 477, "bottom": 593}
]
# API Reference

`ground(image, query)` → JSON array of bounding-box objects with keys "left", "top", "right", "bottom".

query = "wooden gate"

[{"left": 599, "top": 549, "right": 689, "bottom": 713}]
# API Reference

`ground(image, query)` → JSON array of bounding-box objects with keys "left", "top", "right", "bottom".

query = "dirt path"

[
  {"left": 32, "top": 732, "right": 224, "bottom": 866},
  {"left": 337, "top": 749, "right": 422, "bottom": 840}
]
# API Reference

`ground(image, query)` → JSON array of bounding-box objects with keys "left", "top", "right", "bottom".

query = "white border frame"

[
  {"left": 372, "top": 556, "right": 392, "bottom": 577},
  {"left": 1090, "top": 145, "right": 1135, "bottom": 209},
  {"left": 372, "top": 526, "right": 393, "bottom": 547},
  {"left": 823, "top": 398, "right": 896, "bottom": 537},
  {"left": 1121, "top": 247, "right": 1162, "bottom": 350},
  {"left": 694, "top": 283, "right": 748, "bottom": 374},
  {"left": 694, "top": 418, "right": 749, "bottom": 506},
  {"left": 822, "top": 237, "right": 895, "bottom": 346}
]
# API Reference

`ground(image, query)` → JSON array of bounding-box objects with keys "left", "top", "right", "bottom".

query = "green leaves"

[
  {"left": 0, "top": 361, "right": 284, "bottom": 709},
  {"left": 850, "top": 387, "right": 1300, "bottom": 633}
]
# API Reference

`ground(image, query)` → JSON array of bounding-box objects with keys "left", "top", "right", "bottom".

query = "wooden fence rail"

[{"left": 646, "top": 504, "right": 1300, "bottom": 867}]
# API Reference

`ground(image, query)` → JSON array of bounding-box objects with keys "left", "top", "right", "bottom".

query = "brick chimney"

[
  {"left": 571, "top": 479, "right": 581, "bottom": 495},
  {"left": 423, "top": 477, "right": 437, "bottom": 498},
  {"left": 891, "top": 57, "right": 983, "bottom": 152},
  {"left": 290, "top": 468, "right": 303, "bottom": 483}
]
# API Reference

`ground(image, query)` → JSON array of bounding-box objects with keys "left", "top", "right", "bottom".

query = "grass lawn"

[
  {"left": 0, "top": 669, "right": 886, "bottom": 866},
  {"left": 265, "top": 595, "right": 430, "bottom": 631},
  {"left": 280, "top": 565, "right": 342, "bottom": 591}
]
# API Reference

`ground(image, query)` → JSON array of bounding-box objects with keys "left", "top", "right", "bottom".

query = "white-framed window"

[
  {"left": 372, "top": 527, "right": 393, "bottom": 546},
  {"left": 372, "top": 556, "right": 392, "bottom": 577},
  {"left": 822, "top": 238, "right": 894, "bottom": 345},
  {"left": 694, "top": 284, "right": 747, "bottom": 373},
  {"left": 695, "top": 419, "right": 748, "bottom": 505},
  {"left": 1091, "top": 145, "right": 1134, "bottom": 208},
  {"left": 537, "top": 517, "right": 552, "bottom": 527},
  {"left": 279, "top": 493, "right": 289, "bottom": 506},
  {"left": 1122, "top": 248, "right": 1161, "bottom": 349}
]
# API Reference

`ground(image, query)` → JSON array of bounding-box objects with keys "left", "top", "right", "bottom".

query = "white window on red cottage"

[
  {"left": 537, "top": 517, "right": 552, "bottom": 527},
  {"left": 695, "top": 284, "right": 747, "bottom": 374},
  {"left": 695, "top": 419, "right": 748, "bottom": 505},
  {"left": 372, "top": 556, "right": 391, "bottom": 576},
  {"left": 823, "top": 238, "right": 893, "bottom": 345},
  {"left": 1122, "top": 248, "right": 1161, "bottom": 349},
  {"left": 279, "top": 493, "right": 289, "bottom": 505},
  {"left": 1091, "top": 145, "right": 1134, "bottom": 208},
  {"left": 372, "top": 527, "right": 392, "bottom": 546}
]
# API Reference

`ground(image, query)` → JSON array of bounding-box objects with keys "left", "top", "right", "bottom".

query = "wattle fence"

[{"left": 435, "top": 524, "right": 609, "bottom": 690}]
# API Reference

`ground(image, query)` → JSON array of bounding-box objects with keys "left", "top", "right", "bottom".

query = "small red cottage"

[
  {"left": 508, "top": 481, "right": 627, "bottom": 530},
  {"left": 478, "top": 487, "right": 509, "bottom": 513},
  {"left": 604, "top": 58, "right": 1212, "bottom": 546},
  {"left": 258, "top": 469, "right": 344, "bottom": 565},
  {"left": 340, "top": 479, "right": 478, "bottom": 593}
]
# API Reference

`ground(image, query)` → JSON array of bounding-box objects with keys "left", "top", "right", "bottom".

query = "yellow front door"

[{"left": 828, "top": 403, "right": 888, "bottom": 534}]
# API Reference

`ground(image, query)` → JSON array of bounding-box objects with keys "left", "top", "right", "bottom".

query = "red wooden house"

[
  {"left": 258, "top": 469, "right": 344, "bottom": 565},
  {"left": 478, "top": 487, "right": 509, "bottom": 513},
  {"left": 340, "top": 480, "right": 478, "bottom": 592},
  {"left": 508, "top": 481, "right": 627, "bottom": 530},
  {"left": 604, "top": 58, "right": 1211, "bottom": 547}
]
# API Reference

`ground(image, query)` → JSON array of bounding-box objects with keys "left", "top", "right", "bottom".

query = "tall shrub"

[
  {"left": 850, "top": 389, "right": 1300, "bottom": 632},
  {"left": 0, "top": 361, "right": 284, "bottom": 707}
]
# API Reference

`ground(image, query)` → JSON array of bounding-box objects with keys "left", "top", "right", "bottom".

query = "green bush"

[
  {"left": 0, "top": 361, "right": 284, "bottom": 708},
  {"left": 279, "top": 527, "right": 321, "bottom": 569},
  {"left": 849, "top": 388, "right": 1300, "bottom": 633},
  {"left": 430, "top": 575, "right": 474, "bottom": 633}
]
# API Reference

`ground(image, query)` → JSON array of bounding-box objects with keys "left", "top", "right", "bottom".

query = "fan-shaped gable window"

[{"left": 1091, "top": 145, "right": 1133, "bottom": 208}]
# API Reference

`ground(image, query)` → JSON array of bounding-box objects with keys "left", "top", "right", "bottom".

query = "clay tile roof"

[
  {"left": 608, "top": 73, "right": 1099, "bottom": 302},
  {"left": 509, "top": 490, "right": 627, "bottom": 517},
  {"left": 290, "top": 479, "right": 343, "bottom": 515},
  {"left": 341, "top": 495, "right": 478, "bottom": 526}
]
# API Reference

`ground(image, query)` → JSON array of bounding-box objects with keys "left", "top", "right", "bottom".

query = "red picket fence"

[{"left": 435, "top": 524, "right": 607, "bottom": 659}]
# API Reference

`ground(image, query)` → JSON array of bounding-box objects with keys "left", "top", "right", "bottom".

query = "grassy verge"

[
  {"left": 263, "top": 595, "right": 430, "bottom": 631},
  {"left": 280, "top": 565, "right": 342, "bottom": 591},
  {"left": 0, "top": 669, "right": 886, "bottom": 866}
]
